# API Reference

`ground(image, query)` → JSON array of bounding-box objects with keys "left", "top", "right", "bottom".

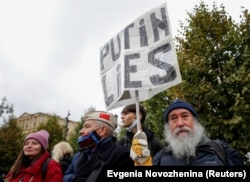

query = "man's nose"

[
  {"left": 79, "top": 128, "right": 85, "bottom": 135},
  {"left": 176, "top": 117, "right": 185, "bottom": 127}
]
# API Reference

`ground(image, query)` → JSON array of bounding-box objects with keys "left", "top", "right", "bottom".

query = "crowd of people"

[{"left": 3, "top": 100, "right": 245, "bottom": 181}]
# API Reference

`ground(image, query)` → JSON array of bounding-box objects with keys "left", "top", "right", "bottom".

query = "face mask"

[
  {"left": 78, "top": 130, "right": 101, "bottom": 151},
  {"left": 127, "top": 119, "right": 137, "bottom": 132}
]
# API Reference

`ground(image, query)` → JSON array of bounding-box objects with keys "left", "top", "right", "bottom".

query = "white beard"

[{"left": 164, "top": 120, "right": 205, "bottom": 159}]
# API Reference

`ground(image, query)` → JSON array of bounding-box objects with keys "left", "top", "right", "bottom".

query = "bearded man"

[{"left": 152, "top": 99, "right": 244, "bottom": 166}]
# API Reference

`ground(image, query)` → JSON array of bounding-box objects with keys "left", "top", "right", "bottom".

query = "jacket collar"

[
  {"left": 125, "top": 126, "right": 154, "bottom": 140},
  {"left": 92, "top": 136, "right": 116, "bottom": 160}
]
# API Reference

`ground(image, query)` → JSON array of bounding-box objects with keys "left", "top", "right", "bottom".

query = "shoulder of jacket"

[
  {"left": 47, "top": 158, "right": 61, "bottom": 168},
  {"left": 143, "top": 127, "right": 154, "bottom": 138}
]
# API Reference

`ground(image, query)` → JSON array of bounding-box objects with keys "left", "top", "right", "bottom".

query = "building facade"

[{"left": 17, "top": 112, "right": 79, "bottom": 139}]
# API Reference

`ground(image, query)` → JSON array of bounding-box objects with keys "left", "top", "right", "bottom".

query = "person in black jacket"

[
  {"left": 72, "top": 111, "right": 134, "bottom": 182},
  {"left": 118, "top": 104, "right": 163, "bottom": 157}
]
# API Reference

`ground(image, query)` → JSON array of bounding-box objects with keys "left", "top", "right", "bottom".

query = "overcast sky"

[{"left": 0, "top": 0, "right": 249, "bottom": 122}]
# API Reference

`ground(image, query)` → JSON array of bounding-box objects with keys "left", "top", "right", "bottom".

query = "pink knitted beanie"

[{"left": 24, "top": 130, "right": 49, "bottom": 150}]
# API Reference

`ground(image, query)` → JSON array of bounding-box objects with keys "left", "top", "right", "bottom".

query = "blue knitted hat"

[{"left": 164, "top": 99, "right": 198, "bottom": 122}]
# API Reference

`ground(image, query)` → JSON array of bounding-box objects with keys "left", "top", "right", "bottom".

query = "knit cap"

[
  {"left": 24, "top": 130, "right": 49, "bottom": 150},
  {"left": 83, "top": 111, "right": 117, "bottom": 129},
  {"left": 164, "top": 99, "right": 198, "bottom": 122}
]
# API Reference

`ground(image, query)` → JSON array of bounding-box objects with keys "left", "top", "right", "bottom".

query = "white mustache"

[{"left": 173, "top": 126, "right": 191, "bottom": 135}]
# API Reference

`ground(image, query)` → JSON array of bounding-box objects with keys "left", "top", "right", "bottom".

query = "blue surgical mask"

[{"left": 78, "top": 130, "right": 101, "bottom": 151}]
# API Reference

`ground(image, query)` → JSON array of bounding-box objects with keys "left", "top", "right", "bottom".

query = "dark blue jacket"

[
  {"left": 72, "top": 136, "right": 134, "bottom": 182},
  {"left": 153, "top": 136, "right": 244, "bottom": 166},
  {"left": 63, "top": 152, "right": 80, "bottom": 182}
]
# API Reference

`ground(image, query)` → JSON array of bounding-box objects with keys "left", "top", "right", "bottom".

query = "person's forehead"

[
  {"left": 121, "top": 111, "right": 134, "bottom": 115},
  {"left": 83, "top": 120, "right": 96, "bottom": 126},
  {"left": 121, "top": 109, "right": 134, "bottom": 114},
  {"left": 24, "top": 138, "right": 39, "bottom": 143},
  {"left": 169, "top": 108, "right": 192, "bottom": 115}
]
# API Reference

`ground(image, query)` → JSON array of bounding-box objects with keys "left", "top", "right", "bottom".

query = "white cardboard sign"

[{"left": 100, "top": 3, "right": 182, "bottom": 110}]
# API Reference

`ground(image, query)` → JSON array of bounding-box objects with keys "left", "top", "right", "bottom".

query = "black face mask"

[{"left": 77, "top": 130, "right": 101, "bottom": 151}]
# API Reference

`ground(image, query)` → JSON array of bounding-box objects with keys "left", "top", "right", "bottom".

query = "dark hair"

[{"left": 121, "top": 104, "right": 147, "bottom": 123}]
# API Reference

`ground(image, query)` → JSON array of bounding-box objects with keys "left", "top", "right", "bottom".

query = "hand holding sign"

[{"left": 130, "top": 130, "right": 152, "bottom": 166}]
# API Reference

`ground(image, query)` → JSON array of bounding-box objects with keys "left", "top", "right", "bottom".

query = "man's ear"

[{"left": 98, "top": 125, "right": 107, "bottom": 137}]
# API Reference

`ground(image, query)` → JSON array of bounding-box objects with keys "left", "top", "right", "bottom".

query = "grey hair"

[
  {"left": 95, "top": 120, "right": 114, "bottom": 136},
  {"left": 164, "top": 117, "right": 205, "bottom": 159}
]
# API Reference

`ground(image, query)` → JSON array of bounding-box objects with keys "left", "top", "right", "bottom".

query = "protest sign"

[{"left": 100, "top": 3, "right": 182, "bottom": 111}]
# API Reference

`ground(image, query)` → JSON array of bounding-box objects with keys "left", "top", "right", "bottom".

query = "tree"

[
  {"left": 37, "top": 115, "right": 64, "bottom": 152},
  {"left": 228, "top": 8, "right": 250, "bottom": 158},
  {"left": 143, "top": 1, "right": 249, "bottom": 163},
  {"left": 68, "top": 119, "right": 83, "bottom": 153},
  {"left": 0, "top": 118, "right": 23, "bottom": 174},
  {"left": 142, "top": 92, "right": 170, "bottom": 144}
]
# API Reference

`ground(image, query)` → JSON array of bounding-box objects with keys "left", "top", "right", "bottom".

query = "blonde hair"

[{"left": 51, "top": 141, "right": 74, "bottom": 162}]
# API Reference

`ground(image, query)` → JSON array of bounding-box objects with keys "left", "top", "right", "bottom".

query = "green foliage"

[
  {"left": 36, "top": 115, "right": 64, "bottom": 152},
  {"left": 116, "top": 126, "right": 126, "bottom": 140},
  {"left": 142, "top": 92, "right": 170, "bottom": 145},
  {"left": 0, "top": 118, "right": 23, "bottom": 174},
  {"left": 68, "top": 119, "right": 83, "bottom": 153}
]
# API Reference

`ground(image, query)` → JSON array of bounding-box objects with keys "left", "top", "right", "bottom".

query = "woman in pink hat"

[{"left": 4, "top": 130, "right": 63, "bottom": 182}]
